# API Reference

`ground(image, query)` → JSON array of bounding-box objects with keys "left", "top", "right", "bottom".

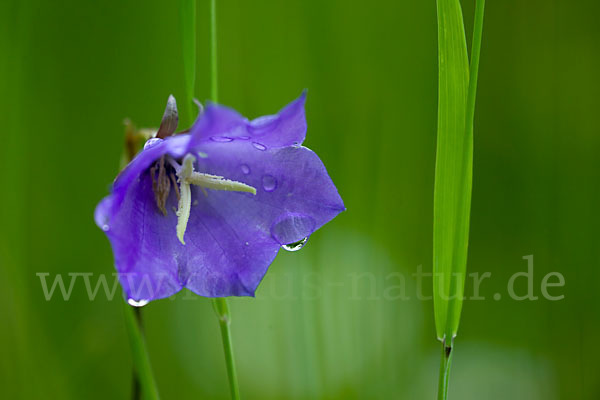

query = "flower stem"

[
  {"left": 208, "top": 3, "right": 239, "bottom": 398},
  {"left": 179, "top": 0, "right": 197, "bottom": 127},
  {"left": 131, "top": 307, "right": 142, "bottom": 400},
  {"left": 212, "top": 297, "right": 241, "bottom": 400},
  {"left": 131, "top": 368, "right": 141, "bottom": 400},
  {"left": 123, "top": 300, "right": 160, "bottom": 400},
  {"left": 121, "top": 128, "right": 160, "bottom": 400},
  {"left": 210, "top": 0, "right": 218, "bottom": 103}
]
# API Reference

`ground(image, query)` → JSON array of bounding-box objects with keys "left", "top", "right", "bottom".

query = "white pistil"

[
  {"left": 174, "top": 154, "right": 256, "bottom": 245},
  {"left": 175, "top": 154, "right": 195, "bottom": 244},
  {"left": 179, "top": 154, "right": 195, "bottom": 179},
  {"left": 176, "top": 179, "right": 192, "bottom": 244}
]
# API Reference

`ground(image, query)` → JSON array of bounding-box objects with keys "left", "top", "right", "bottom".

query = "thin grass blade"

[{"left": 179, "top": 0, "right": 197, "bottom": 127}]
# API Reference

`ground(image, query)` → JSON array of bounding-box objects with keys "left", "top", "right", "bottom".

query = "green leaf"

[
  {"left": 179, "top": 0, "right": 196, "bottom": 127},
  {"left": 433, "top": 0, "right": 471, "bottom": 341}
]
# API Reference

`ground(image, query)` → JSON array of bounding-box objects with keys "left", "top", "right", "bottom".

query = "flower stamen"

[
  {"left": 151, "top": 156, "right": 171, "bottom": 215},
  {"left": 187, "top": 172, "right": 256, "bottom": 194},
  {"left": 170, "top": 173, "right": 180, "bottom": 201}
]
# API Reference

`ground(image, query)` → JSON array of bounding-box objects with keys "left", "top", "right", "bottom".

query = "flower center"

[{"left": 151, "top": 153, "right": 256, "bottom": 245}]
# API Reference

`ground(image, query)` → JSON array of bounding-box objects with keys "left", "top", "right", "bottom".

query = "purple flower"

[{"left": 95, "top": 92, "right": 345, "bottom": 303}]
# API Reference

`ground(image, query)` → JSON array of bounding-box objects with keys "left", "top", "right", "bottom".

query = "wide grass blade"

[
  {"left": 434, "top": 0, "right": 485, "bottom": 398},
  {"left": 433, "top": 0, "right": 470, "bottom": 342}
]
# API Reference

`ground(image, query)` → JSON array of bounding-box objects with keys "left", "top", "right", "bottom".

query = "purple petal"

[
  {"left": 178, "top": 189, "right": 282, "bottom": 296},
  {"left": 110, "top": 134, "right": 192, "bottom": 211},
  {"left": 188, "top": 91, "right": 307, "bottom": 149},
  {"left": 95, "top": 134, "right": 192, "bottom": 301},
  {"left": 181, "top": 140, "right": 345, "bottom": 296},
  {"left": 96, "top": 172, "right": 184, "bottom": 302}
]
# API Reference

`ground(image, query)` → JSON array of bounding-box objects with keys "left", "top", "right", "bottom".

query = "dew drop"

[
  {"left": 241, "top": 164, "right": 251, "bottom": 175},
  {"left": 262, "top": 175, "right": 277, "bottom": 192},
  {"left": 211, "top": 136, "right": 234, "bottom": 142},
  {"left": 282, "top": 237, "right": 308, "bottom": 252},
  {"left": 252, "top": 142, "right": 267, "bottom": 151},
  {"left": 101, "top": 224, "right": 110, "bottom": 232},
  {"left": 127, "top": 298, "right": 149, "bottom": 307},
  {"left": 144, "top": 137, "right": 163, "bottom": 149},
  {"left": 270, "top": 213, "right": 315, "bottom": 245}
]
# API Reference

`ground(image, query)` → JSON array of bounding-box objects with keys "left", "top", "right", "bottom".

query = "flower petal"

[
  {"left": 181, "top": 139, "right": 345, "bottom": 296},
  {"left": 110, "top": 134, "right": 192, "bottom": 212},
  {"left": 178, "top": 190, "right": 281, "bottom": 297},
  {"left": 188, "top": 91, "right": 307, "bottom": 149},
  {"left": 96, "top": 172, "right": 184, "bottom": 302}
]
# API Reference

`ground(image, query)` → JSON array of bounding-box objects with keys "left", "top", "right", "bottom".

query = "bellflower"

[{"left": 95, "top": 92, "right": 345, "bottom": 304}]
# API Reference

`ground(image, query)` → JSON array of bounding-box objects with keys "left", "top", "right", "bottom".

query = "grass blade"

[
  {"left": 433, "top": 0, "right": 470, "bottom": 343},
  {"left": 434, "top": 0, "right": 485, "bottom": 398},
  {"left": 466, "top": 0, "right": 486, "bottom": 134}
]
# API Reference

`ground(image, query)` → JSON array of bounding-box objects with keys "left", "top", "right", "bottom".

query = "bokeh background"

[{"left": 1, "top": 0, "right": 599, "bottom": 399}]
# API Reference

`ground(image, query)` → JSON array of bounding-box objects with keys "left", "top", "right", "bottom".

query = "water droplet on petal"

[
  {"left": 144, "top": 137, "right": 163, "bottom": 149},
  {"left": 101, "top": 224, "right": 109, "bottom": 232},
  {"left": 252, "top": 142, "right": 267, "bottom": 151},
  {"left": 270, "top": 213, "right": 316, "bottom": 245},
  {"left": 241, "top": 164, "right": 251, "bottom": 175},
  {"left": 282, "top": 237, "right": 308, "bottom": 252},
  {"left": 249, "top": 114, "right": 279, "bottom": 135},
  {"left": 262, "top": 175, "right": 277, "bottom": 192},
  {"left": 238, "top": 136, "right": 250, "bottom": 140},
  {"left": 127, "top": 298, "right": 149, "bottom": 307},
  {"left": 211, "top": 136, "right": 234, "bottom": 142}
]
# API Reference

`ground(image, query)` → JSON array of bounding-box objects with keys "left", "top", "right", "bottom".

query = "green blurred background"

[{"left": 1, "top": 0, "right": 598, "bottom": 398}]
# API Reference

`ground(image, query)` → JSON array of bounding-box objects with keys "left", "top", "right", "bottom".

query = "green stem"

[
  {"left": 212, "top": 298, "right": 241, "bottom": 400},
  {"left": 437, "top": 341, "right": 453, "bottom": 400},
  {"left": 179, "top": 0, "right": 197, "bottom": 127},
  {"left": 210, "top": 0, "right": 218, "bottom": 103},
  {"left": 208, "top": 4, "right": 239, "bottom": 398},
  {"left": 121, "top": 127, "right": 159, "bottom": 400},
  {"left": 123, "top": 301, "right": 160, "bottom": 400},
  {"left": 131, "top": 306, "right": 142, "bottom": 400},
  {"left": 131, "top": 368, "right": 141, "bottom": 400}
]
